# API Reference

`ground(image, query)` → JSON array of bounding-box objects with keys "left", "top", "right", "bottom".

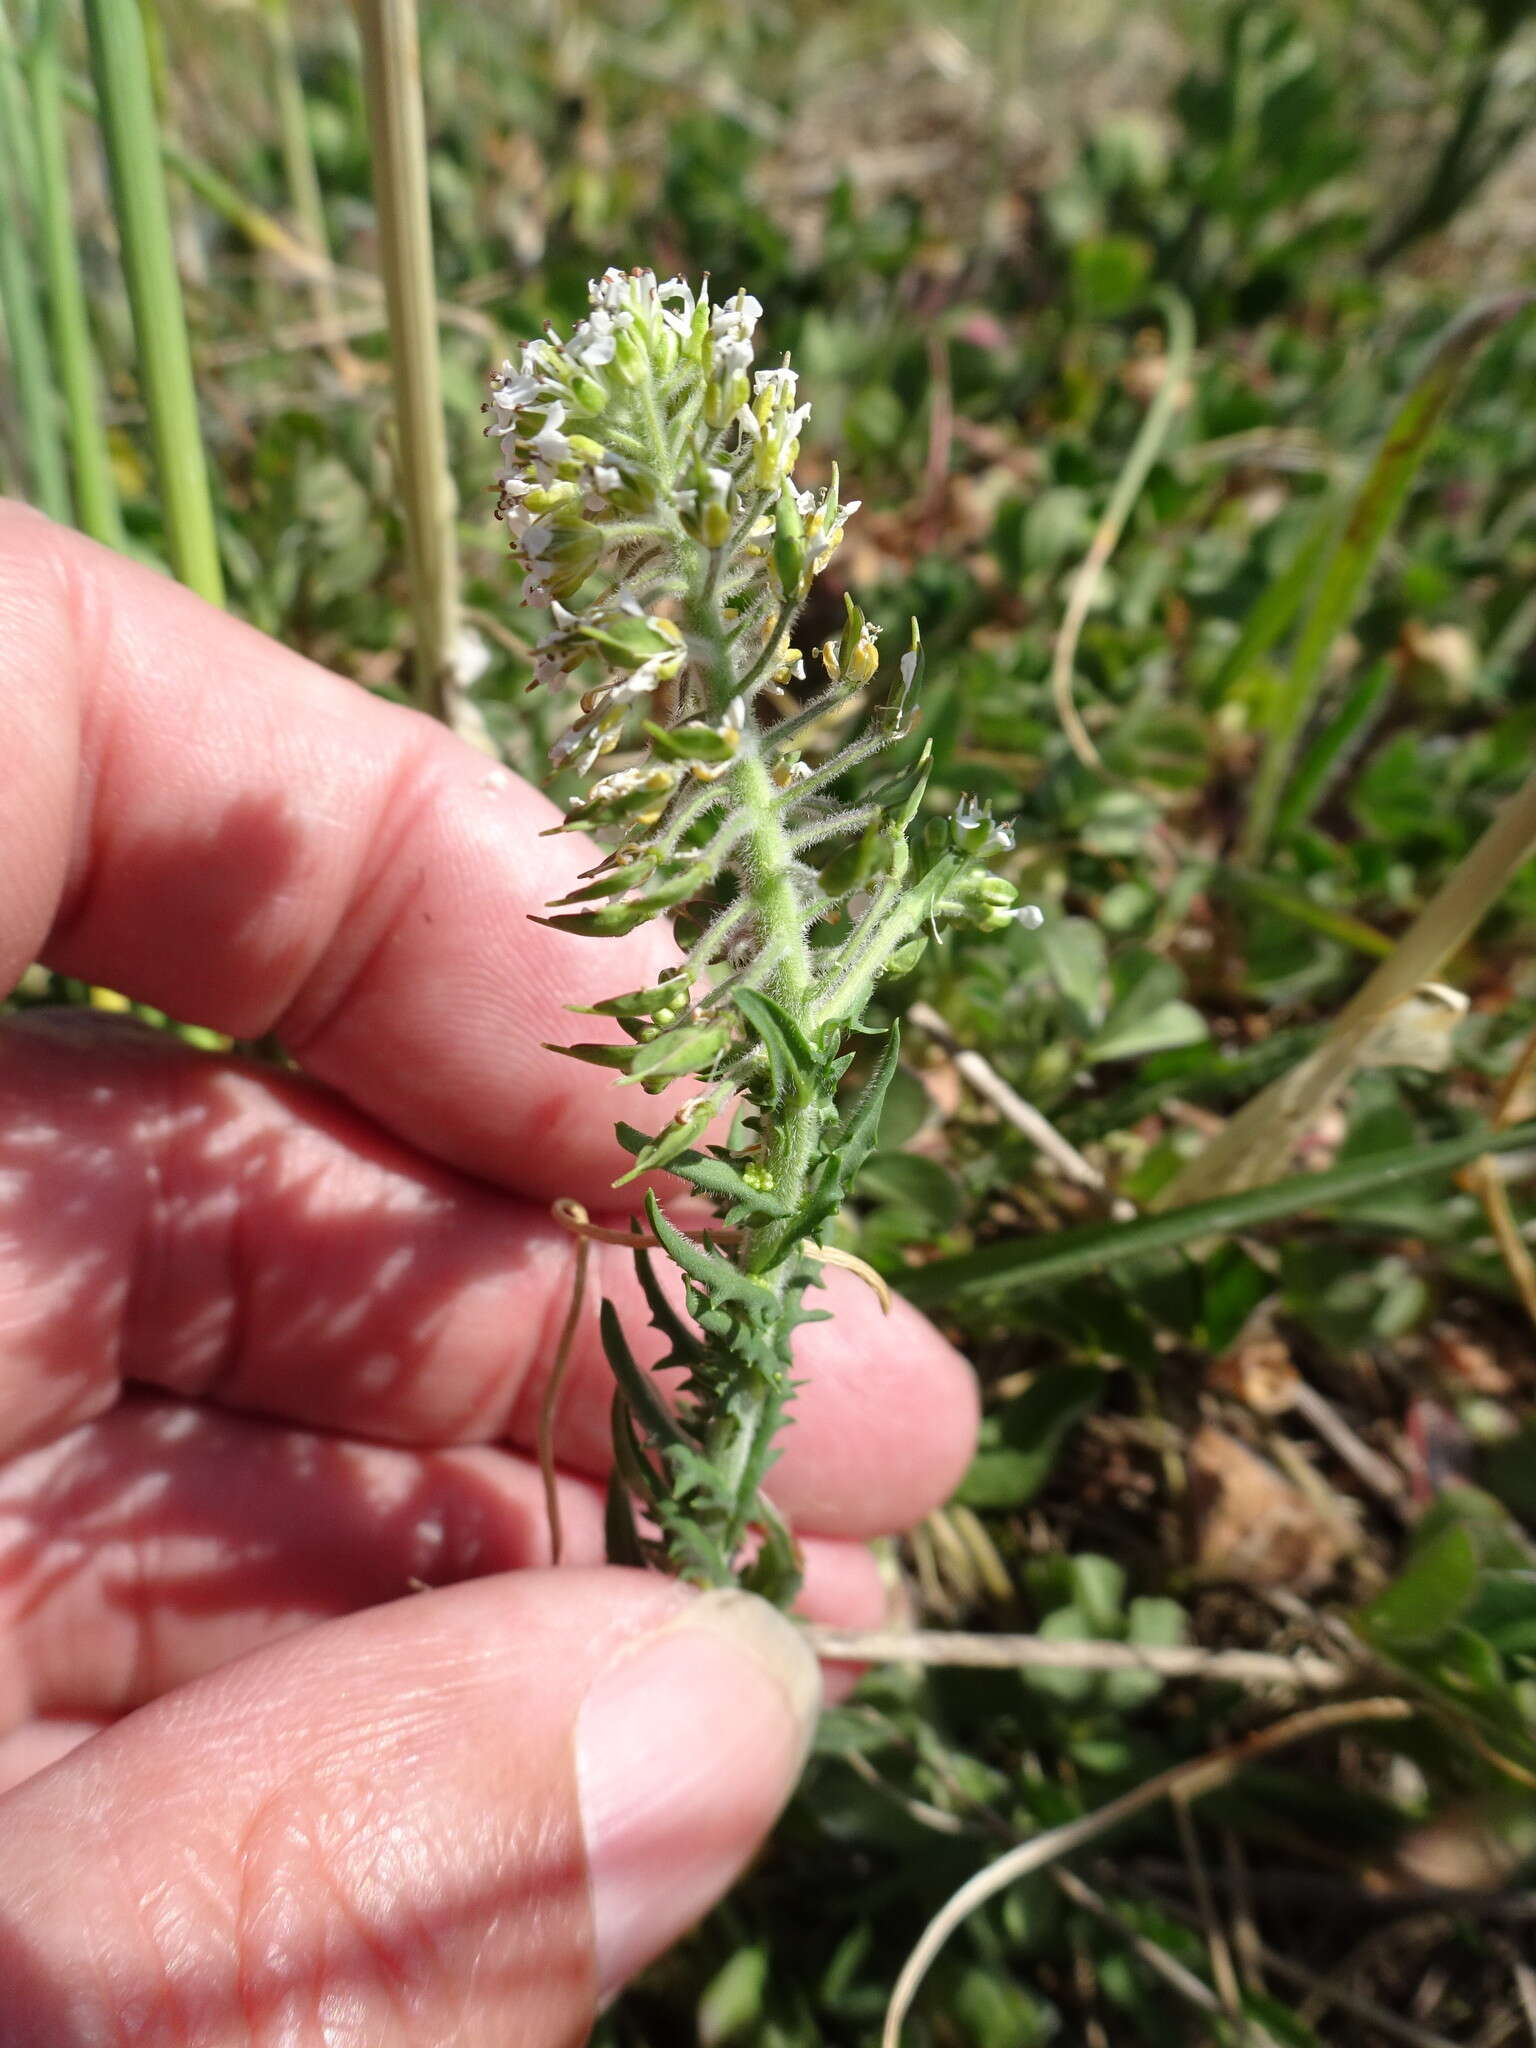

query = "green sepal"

[
  {"left": 646, "top": 1189, "right": 776, "bottom": 1310},
  {"left": 736, "top": 987, "right": 819, "bottom": 1105},
  {"left": 881, "top": 935, "right": 928, "bottom": 978},
  {"left": 612, "top": 1106, "right": 715, "bottom": 1186},
  {"left": 546, "top": 1040, "right": 636, "bottom": 1072},
  {"left": 839, "top": 1022, "right": 902, "bottom": 1182},
  {"left": 643, "top": 719, "right": 738, "bottom": 764},
  {"left": 600, "top": 1297, "right": 686, "bottom": 1447},
  {"left": 627, "top": 1022, "right": 732, "bottom": 1082}
]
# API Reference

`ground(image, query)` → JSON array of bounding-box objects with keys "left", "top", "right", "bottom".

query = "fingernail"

[{"left": 575, "top": 1589, "right": 821, "bottom": 1999}]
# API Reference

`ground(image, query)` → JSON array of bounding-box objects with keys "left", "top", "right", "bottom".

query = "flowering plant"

[{"left": 489, "top": 269, "right": 1035, "bottom": 1604}]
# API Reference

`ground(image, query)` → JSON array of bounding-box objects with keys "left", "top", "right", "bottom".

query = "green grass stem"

[
  {"left": 83, "top": 0, "right": 224, "bottom": 603},
  {"left": 356, "top": 0, "right": 461, "bottom": 721}
]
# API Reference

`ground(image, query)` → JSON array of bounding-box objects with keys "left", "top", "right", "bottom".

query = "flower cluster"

[{"left": 488, "top": 271, "right": 1037, "bottom": 1604}]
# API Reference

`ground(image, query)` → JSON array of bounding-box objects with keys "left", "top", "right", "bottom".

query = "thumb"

[{"left": 0, "top": 1568, "right": 819, "bottom": 2046}]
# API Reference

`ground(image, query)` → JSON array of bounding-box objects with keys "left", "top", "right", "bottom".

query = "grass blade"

[
  {"left": 356, "top": 0, "right": 463, "bottom": 724},
  {"left": 1273, "top": 655, "right": 1392, "bottom": 840},
  {"left": 1166, "top": 759, "right": 1536, "bottom": 1206},
  {"left": 26, "top": 0, "right": 124, "bottom": 546},
  {"left": 0, "top": 0, "right": 70, "bottom": 520},
  {"left": 900, "top": 1117, "right": 1536, "bottom": 1308},
  {"left": 1241, "top": 294, "right": 1532, "bottom": 863},
  {"left": 83, "top": 0, "right": 224, "bottom": 602}
]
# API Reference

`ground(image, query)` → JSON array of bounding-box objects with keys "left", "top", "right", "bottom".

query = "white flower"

[
  {"left": 1017, "top": 905, "right": 1045, "bottom": 931},
  {"left": 529, "top": 403, "right": 572, "bottom": 475},
  {"left": 568, "top": 309, "right": 620, "bottom": 370}
]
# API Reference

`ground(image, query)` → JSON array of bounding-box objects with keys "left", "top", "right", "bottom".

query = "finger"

[
  {"left": 0, "top": 501, "right": 687, "bottom": 1204},
  {"left": 0, "top": 1571, "right": 819, "bottom": 2040},
  {"left": 0, "top": 1013, "right": 979, "bottom": 1537},
  {"left": 0, "top": 1396, "right": 888, "bottom": 1726}
]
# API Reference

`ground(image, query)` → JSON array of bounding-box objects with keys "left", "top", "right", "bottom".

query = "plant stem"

[
  {"left": 27, "top": 0, "right": 124, "bottom": 547},
  {"left": 261, "top": 0, "right": 349, "bottom": 364},
  {"left": 356, "top": 0, "right": 461, "bottom": 722},
  {"left": 0, "top": 0, "right": 70, "bottom": 521},
  {"left": 83, "top": 0, "right": 224, "bottom": 603}
]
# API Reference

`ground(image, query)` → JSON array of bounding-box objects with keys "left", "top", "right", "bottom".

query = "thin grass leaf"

[
  {"left": 355, "top": 0, "right": 463, "bottom": 724},
  {"left": 0, "top": 0, "right": 70, "bottom": 521},
  {"left": 26, "top": 0, "right": 123, "bottom": 546},
  {"left": 1222, "top": 866, "right": 1396, "bottom": 960},
  {"left": 900, "top": 1117, "right": 1536, "bottom": 1308},
  {"left": 83, "top": 0, "right": 223, "bottom": 603},
  {"left": 1208, "top": 491, "right": 1337, "bottom": 705},
  {"left": 1242, "top": 294, "right": 1532, "bottom": 861},
  {"left": 1274, "top": 657, "right": 1394, "bottom": 840}
]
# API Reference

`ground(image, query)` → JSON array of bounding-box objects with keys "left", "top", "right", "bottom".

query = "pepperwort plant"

[{"left": 489, "top": 269, "right": 1034, "bottom": 1605}]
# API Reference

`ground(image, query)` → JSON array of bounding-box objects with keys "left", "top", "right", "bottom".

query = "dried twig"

[
  {"left": 907, "top": 1001, "right": 1124, "bottom": 1206},
  {"left": 882, "top": 1697, "right": 1412, "bottom": 2046},
  {"left": 805, "top": 1624, "right": 1354, "bottom": 1691},
  {"left": 1465, "top": 1013, "right": 1536, "bottom": 1327},
  {"left": 1130, "top": 1877, "right": 1468, "bottom": 2048},
  {"left": 1174, "top": 1792, "right": 1242, "bottom": 2019}
]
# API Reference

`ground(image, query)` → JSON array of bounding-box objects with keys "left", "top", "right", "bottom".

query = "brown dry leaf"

[
  {"left": 1208, "top": 1336, "right": 1300, "bottom": 1416},
  {"left": 1428, "top": 1324, "right": 1513, "bottom": 1397},
  {"left": 1185, "top": 1424, "right": 1349, "bottom": 1594}
]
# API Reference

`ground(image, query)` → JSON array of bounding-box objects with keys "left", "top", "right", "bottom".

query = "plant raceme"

[{"left": 489, "top": 268, "right": 1037, "bottom": 1604}]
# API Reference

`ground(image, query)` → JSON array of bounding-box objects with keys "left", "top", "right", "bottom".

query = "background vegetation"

[{"left": 4, "top": 1, "right": 1536, "bottom": 2041}]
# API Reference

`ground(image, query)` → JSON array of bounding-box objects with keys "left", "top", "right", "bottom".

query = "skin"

[{"left": 0, "top": 504, "right": 979, "bottom": 2046}]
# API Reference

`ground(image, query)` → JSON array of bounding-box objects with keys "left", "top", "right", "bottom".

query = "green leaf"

[
  {"left": 955, "top": 1366, "right": 1106, "bottom": 1509},
  {"left": 603, "top": 1458, "right": 648, "bottom": 1569},
  {"left": 1358, "top": 1522, "right": 1480, "bottom": 1651},
  {"left": 735, "top": 986, "right": 818, "bottom": 1103},
  {"left": 667, "top": 1149, "right": 792, "bottom": 1218},
  {"left": 633, "top": 1244, "right": 704, "bottom": 1363},
  {"left": 599, "top": 1298, "right": 686, "bottom": 1448},
  {"left": 697, "top": 1944, "right": 767, "bottom": 2046},
  {"left": 645, "top": 1190, "right": 776, "bottom": 1310},
  {"left": 839, "top": 1023, "right": 902, "bottom": 1182},
  {"left": 858, "top": 1149, "right": 964, "bottom": 1235},
  {"left": 903, "top": 1119, "right": 1536, "bottom": 1309}
]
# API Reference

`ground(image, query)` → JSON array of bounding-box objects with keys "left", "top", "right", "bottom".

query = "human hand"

[{"left": 0, "top": 505, "right": 978, "bottom": 2045}]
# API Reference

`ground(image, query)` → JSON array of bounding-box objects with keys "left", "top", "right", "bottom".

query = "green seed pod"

[{"left": 774, "top": 481, "right": 806, "bottom": 597}]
